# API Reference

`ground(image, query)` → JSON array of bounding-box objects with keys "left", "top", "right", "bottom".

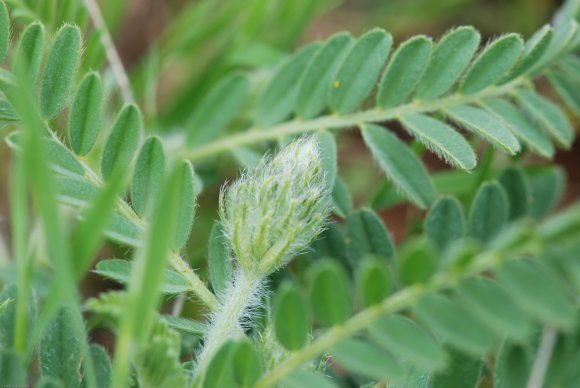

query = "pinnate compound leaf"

[
  {"left": 468, "top": 181, "right": 509, "bottom": 243},
  {"left": 413, "top": 294, "right": 496, "bottom": 356},
  {"left": 516, "top": 88, "right": 574, "bottom": 148},
  {"left": 233, "top": 340, "right": 262, "bottom": 387},
  {"left": 456, "top": 278, "right": 530, "bottom": 341},
  {"left": 377, "top": 35, "right": 432, "bottom": 108},
  {"left": 361, "top": 124, "right": 435, "bottom": 209},
  {"left": 101, "top": 104, "right": 141, "bottom": 180},
  {"left": 68, "top": 72, "right": 104, "bottom": 156},
  {"left": 497, "top": 260, "right": 575, "bottom": 330},
  {"left": 424, "top": 196, "right": 465, "bottom": 252},
  {"left": 131, "top": 136, "right": 166, "bottom": 217},
  {"left": 13, "top": 22, "right": 45, "bottom": 85},
  {"left": 273, "top": 282, "right": 310, "bottom": 351},
  {"left": 94, "top": 259, "right": 189, "bottom": 294},
  {"left": 0, "top": 1, "right": 9, "bottom": 63},
  {"left": 330, "top": 29, "right": 392, "bottom": 114},
  {"left": 296, "top": 32, "right": 354, "bottom": 119},
  {"left": 356, "top": 257, "right": 391, "bottom": 307},
  {"left": 482, "top": 98, "right": 554, "bottom": 158},
  {"left": 187, "top": 73, "right": 249, "bottom": 145},
  {"left": 369, "top": 314, "right": 447, "bottom": 372},
  {"left": 503, "top": 25, "right": 553, "bottom": 81},
  {"left": 401, "top": 113, "right": 476, "bottom": 170},
  {"left": 40, "top": 24, "right": 82, "bottom": 119},
  {"left": 208, "top": 221, "right": 233, "bottom": 295},
  {"left": 346, "top": 208, "right": 395, "bottom": 265},
  {"left": 283, "top": 370, "right": 339, "bottom": 388},
  {"left": 416, "top": 26, "right": 481, "bottom": 100},
  {"left": 308, "top": 260, "right": 351, "bottom": 326},
  {"left": 330, "top": 338, "right": 405, "bottom": 382},
  {"left": 40, "top": 306, "right": 84, "bottom": 387},
  {"left": 446, "top": 104, "right": 520, "bottom": 154},
  {"left": 255, "top": 43, "right": 320, "bottom": 127},
  {"left": 498, "top": 167, "right": 530, "bottom": 221},
  {"left": 460, "top": 33, "right": 523, "bottom": 95}
]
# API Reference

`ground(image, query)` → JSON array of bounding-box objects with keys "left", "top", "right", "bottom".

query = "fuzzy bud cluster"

[{"left": 219, "top": 136, "right": 332, "bottom": 275}]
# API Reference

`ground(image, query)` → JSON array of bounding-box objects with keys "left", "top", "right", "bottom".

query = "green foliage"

[
  {"left": 273, "top": 282, "right": 310, "bottom": 350},
  {"left": 68, "top": 72, "right": 104, "bottom": 156}
]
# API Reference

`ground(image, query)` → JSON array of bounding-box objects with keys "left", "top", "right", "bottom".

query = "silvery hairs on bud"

[{"left": 219, "top": 136, "right": 332, "bottom": 275}]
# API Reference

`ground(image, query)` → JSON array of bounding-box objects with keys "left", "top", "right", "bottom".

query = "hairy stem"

[
  {"left": 194, "top": 269, "right": 262, "bottom": 384},
  {"left": 178, "top": 79, "right": 525, "bottom": 162}
]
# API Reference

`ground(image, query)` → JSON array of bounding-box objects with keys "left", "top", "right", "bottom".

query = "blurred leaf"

[
  {"left": 273, "top": 282, "right": 310, "bottom": 351},
  {"left": 356, "top": 257, "right": 391, "bottom": 307},
  {"left": 504, "top": 25, "right": 553, "bottom": 81},
  {"left": 161, "top": 315, "right": 206, "bottom": 337},
  {"left": 330, "top": 338, "right": 405, "bottom": 382},
  {"left": 460, "top": 33, "right": 523, "bottom": 95},
  {"left": 445, "top": 105, "right": 520, "bottom": 154},
  {"left": 377, "top": 35, "right": 432, "bottom": 108},
  {"left": 283, "top": 370, "right": 338, "bottom": 388},
  {"left": 308, "top": 260, "right": 351, "bottom": 326},
  {"left": 399, "top": 241, "right": 437, "bottom": 285},
  {"left": 255, "top": 43, "right": 320, "bottom": 127},
  {"left": 0, "top": 1, "right": 9, "bottom": 63},
  {"left": 416, "top": 26, "right": 480, "bottom": 100},
  {"left": 131, "top": 136, "right": 166, "bottom": 217},
  {"left": 468, "top": 182, "right": 509, "bottom": 243},
  {"left": 482, "top": 98, "right": 554, "bottom": 158},
  {"left": 296, "top": 32, "right": 353, "bottom": 119},
  {"left": 361, "top": 124, "right": 435, "bottom": 209},
  {"left": 547, "top": 70, "right": 580, "bottom": 113},
  {"left": 40, "top": 24, "right": 81, "bottom": 119},
  {"left": 332, "top": 176, "right": 352, "bottom": 218},
  {"left": 401, "top": 113, "right": 476, "bottom": 170},
  {"left": 317, "top": 131, "right": 337, "bottom": 190},
  {"left": 494, "top": 341, "right": 531, "bottom": 388},
  {"left": 414, "top": 294, "right": 496, "bottom": 356},
  {"left": 172, "top": 160, "right": 196, "bottom": 249},
  {"left": 346, "top": 208, "right": 395, "bottom": 265},
  {"left": 68, "top": 72, "right": 104, "bottom": 156},
  {"left": 330, "top": 29, "right": 392, "bottom": 114},
  {"left": 12, "top": 22, "right": 45, "bottom": 86},
  {"left": 430, "top": 349, "right": 484, "bottom": 388},
  {"left": 424, "top": 196, "right": 465, "bottom": 252},
  {"left": 233, "top": 339, "right": 262, "bottom": 387},
  {"left": 369, "top": 314, "right": 447, "bottom": 372},
  {"left": 208, "top": 221, "right": 233, "bottom": 296},
  {"left": 498, "top": 167, "right": 530, "bottom": 221},
  {"left": 203, "top": 341, "right": 236, "bottom": 388},
  {"left": 0, "top": 349, "right": 26, "bottom": 385},
  {"left": 525, "top": 167, "right": 566, "bottom": 221},
  {"left": 87, "top": 344, "right": 112, "bottom": 388}
]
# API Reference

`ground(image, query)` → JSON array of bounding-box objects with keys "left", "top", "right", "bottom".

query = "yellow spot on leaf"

[{"left": 333, "top": 80, "right": 340, "bottom": 88}]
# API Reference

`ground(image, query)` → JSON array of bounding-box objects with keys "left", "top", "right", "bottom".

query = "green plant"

[{"left": 0, "top": 0, "right": 580, "bottom": 387}]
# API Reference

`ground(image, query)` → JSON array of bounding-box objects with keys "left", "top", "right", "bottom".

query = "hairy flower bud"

[{"left": 219, "top": 136, "right": 332, "bottom": 275}]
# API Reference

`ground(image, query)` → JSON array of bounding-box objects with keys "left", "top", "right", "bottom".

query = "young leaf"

[
  {"left": 283, "top": 370, "right": 339, "bottom": 388},
  {"left": 233, "top": 340, "right": 262, "bottom": 387},
  {"left": 131, "top": 136, "right": 166, "bottom": 217},
  {"left": 94, "top": 259, "right": 189, "bottom": 294},
  {"left": 40, "top": 24, "right": 82, "bottom": 119},
  {"left": 296, "top": 32, "right": 354, "bottom": 119},
  {"left": 498, "top": 167, "right": 530, "bottom": 221},
  {"left": 273, "top": 282, "right": 310, "bottom": 351},
  {"left": 186, "top": 73, "right": 249, "bottom": 145},
  {"left": 330, "top": 29, "right": 392, "bottom": 114},
  {"left": 208, "top": 221, "right": 233, "bottom": 295},
  {"left": 460, "top": 33, "right": 523, "bottom": 95},
  {"left": 40, "top": 306, "right": 84, "bottom": 387},
  {"left": 0, "top": 1, "right": 9, "bottom": 63},
  {"left": 377, "top": 35, "right": 432, "bottom": 108},
  {"left": 482, "top": 98, "right": 554, "bottom": 158},
  {"left": 308, "top": 260, "right": 351, "bottom": 326},
  {"left": 516, "top": 88, "right": 574, "bottom": 148},
  {"left": 401, "top": 113, "right": 476, "bottom": 170},
  {"left": 413, "top": 294, "right": 496, "bottom": 356},
  {"left": 356, "top": 257, "right": 391, "bottom": 307},
  {"left": 332, "top": 176, "right": 352, "bottom": 218},
  {"left": 12, "top": 22, "right": 45, "bottom": 86},
  {"left": 468, "top": 182, "right": 509, "bottom": 243},
  {"left": 68, "top": 72, "right": 104, "bottom": 156},
  {"left": 456, "top": 278, "right": 530, "bottom": 341},
  {"left": 173, "top": 160, "right": 196, "bottom": 249},
  {"left": 503, "top": 25, "right": 553, "bottom": 81},
  {"left": 369, "top": 314, "right": 447, "bottom": 372},
  {"left": 330, "top": 338, "right": 405, "bottom": 382},
  {"left": 255, "top": 43, "right": 320, "bottom": 127},
  {"left": 446, "top": 104, "right": 520, "bottom": 154},
  {"left": 101, "top": 104, "right": 142, "bottom": 180},
  {"left": 346, "top": 208, "right": 395, "bottom": 265},
  {"left": 497, "top": 260, "right": 575, "bottom": 330},
  {"left": 399, "top": 240, "right": 437, "bottom": 285},
  {"left": 424, "top": 196, "right": 465, "bottom": 252},
  {"left": 416, "top": 26, "right": 481, "bottom": 100},
  {"left": 526, "top": 167, "right": 566, "bottom": 220},
  {"left": 361, "top": 124, "right": 435, "bottom": 208}
]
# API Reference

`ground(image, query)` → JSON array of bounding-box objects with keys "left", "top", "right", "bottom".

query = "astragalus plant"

[{"left": 1, "top": 0, "right": 580, "bottom": 387}]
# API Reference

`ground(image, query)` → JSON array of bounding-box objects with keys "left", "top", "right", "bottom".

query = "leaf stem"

[
  {"left": 526, "top": 327, "right": 558, "bottom": 388},
  {"left": 179, "top": 79, "right": 525, "bottom": 162}
]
